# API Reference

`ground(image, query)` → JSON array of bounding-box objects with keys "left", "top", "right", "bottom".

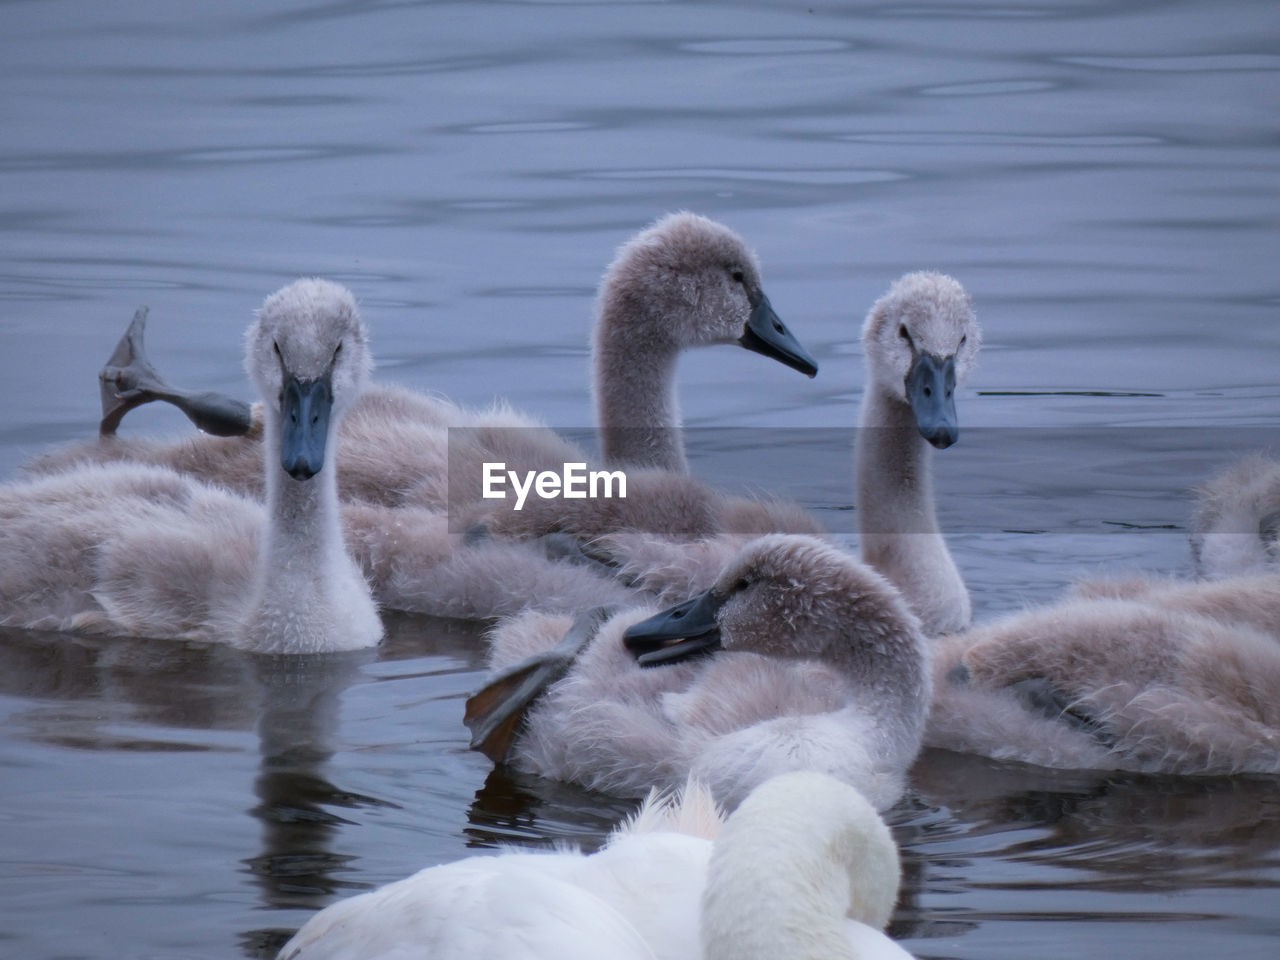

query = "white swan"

[
  {"left": 581, "top": 271, "right": 980, "bottom": 636},
  {"left": 0, "top": 279, "right": 383, "bottom": 653},
  {"left": 1189, "top": 453, "right": 1280, "bottom": 579},
  {"left": 466, "top": 534, "right": 930, "bottom": 811},
  {"left": 926, "top": 572, "right": 1280, "bottom": 774},
  {"left": 276, "top": 771, "right": 914, "bottom": 960}
]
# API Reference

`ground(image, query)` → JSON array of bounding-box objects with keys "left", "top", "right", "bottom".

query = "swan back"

[
  {"left": 702, "top": 771, "right": 905, "bottom": 960},
  {"left": 927, "top": 580, "right": 1280, "bottom": 775}
]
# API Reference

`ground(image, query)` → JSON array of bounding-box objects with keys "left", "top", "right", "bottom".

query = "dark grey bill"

[
  {"left": 905, "top": 352, "right": 958, "bottom": 449},
  {"left": 280, "top": 375, "right": 333, "bottom": 480},
  {"left": 623, "top": 590, "right": 725, "bottom": 668},
  {"left": 739, "top": 294, "right": 819, "bottom": 378}
]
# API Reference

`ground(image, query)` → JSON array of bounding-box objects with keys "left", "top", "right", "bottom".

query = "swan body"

[
  {"left": 32, "top": 212, "right": 814, "bottom": 506},
  {"left": 1189, "top": 453, "right": 1280, "bottom": 579},
  {"left": 926, "top": 574, "right": 1280, "bottom": 774},
  {"left": 277, "top": 772, "right": 913, "bottom": 960},
  {"left": 475, "top": 535, "right": 930, "bottom": 811},
  {"left": 26, "top": 215, "right": 817, "bottom": 617},
  {"left": 339, "top": 501, "right": 634, "bottom": 619},
  {"left": 0, "top": 279, "right": 382, "bottom": 653}
]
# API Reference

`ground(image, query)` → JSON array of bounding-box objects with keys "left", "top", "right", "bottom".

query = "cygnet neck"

[
  {"left": 260, "top": 416, "right": 344, "bottom": 561},
  {"left": 594, "top": 323, "right": 687, "bottom": 474},
  {"left": 856, "top": 382, "right": 970, "bottom": 635},
  {"left": 856, "top": 384, "right": 940, "bottom": 538}
]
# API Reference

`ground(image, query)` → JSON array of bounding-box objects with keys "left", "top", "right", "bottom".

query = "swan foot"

[
  {"left": 98, "top": 306, "right": 256, "bottom": 437},
  {"left": 465, "top": 605, "right": 614, "bottom": 762},
  {"left": 99, "top": 307, "right": 160, "bottom": 435}
]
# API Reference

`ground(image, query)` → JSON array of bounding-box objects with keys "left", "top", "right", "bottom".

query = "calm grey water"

[{"left": 2, "top": 1, "right": 1278, "bottom": 957}]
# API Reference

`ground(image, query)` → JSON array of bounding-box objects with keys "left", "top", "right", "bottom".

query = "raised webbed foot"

[{"left": 98, "top": 306, "right": 254, "bottom": 437}]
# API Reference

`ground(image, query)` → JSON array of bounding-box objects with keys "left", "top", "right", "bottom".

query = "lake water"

[{"left": 1, "top": 1, "right": 1278, "bottom": 957}]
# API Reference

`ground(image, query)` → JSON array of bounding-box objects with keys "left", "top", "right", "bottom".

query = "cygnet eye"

[{"left": 731, "top": 269, "right": 745, "bottom": 284}]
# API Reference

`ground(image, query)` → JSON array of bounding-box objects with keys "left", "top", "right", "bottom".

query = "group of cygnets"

[{"left": 2, "top": 211, "right": 1278, "bottom": 959}]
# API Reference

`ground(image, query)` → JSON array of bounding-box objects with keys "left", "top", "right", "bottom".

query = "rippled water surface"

[{"left": 2, "top": 1, "right": 1278, "bottom": 957}]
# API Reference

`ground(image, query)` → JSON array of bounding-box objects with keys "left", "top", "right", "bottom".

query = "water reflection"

[
  {"left": 243, "top": 653, "right": 380, "bottom": 908},
  {"left": 465, "top": 763, "right": 639, "bottom": 854},
  {"left": 907, "top": 748, "right": 1280, "bottom": 899},
  {"left": 0, "top": 625, "right": 260, "bottom": 742}
]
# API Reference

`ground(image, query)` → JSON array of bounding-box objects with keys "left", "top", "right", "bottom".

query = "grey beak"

[
  {"left": 623, "top": 590, "right": 725, "bottom": 668},
  {"left": 739, "top": 294, "right": 819, "bottom": 378},
  {"left": 280, "top": 374, "right": 333, "bottom": 480},
  {"left": 905, "top": 353, "right": 958, "bottom": 449}
]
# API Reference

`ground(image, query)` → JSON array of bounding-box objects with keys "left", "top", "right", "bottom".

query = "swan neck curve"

[
  {"left": 242, "top": 410, "right": 355, "bottom": 652},
  {"left": 262, "top": 416, "right": 345, "bottom": 559},
  {"left": 856, "top": 386, "right": 939, "bottom": 536},
  {"left": 594, "top": 317, "right": 687, "bottom": 473},
  {"left": 702, "top": 818, "right": 859, "bottom": 960}
]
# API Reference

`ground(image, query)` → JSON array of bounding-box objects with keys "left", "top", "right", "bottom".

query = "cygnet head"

[
  {"left": 595, "top": 211, "right": 818, "bottom": 376},
  {"left": 623, "top": 534, "right": 924, "bottom": 670},
  {"left": 246, "top": 279, "right": 373, "bottom": 481},
  {"left": 862, "top": 272, "right": 980, "bottom": 449}
]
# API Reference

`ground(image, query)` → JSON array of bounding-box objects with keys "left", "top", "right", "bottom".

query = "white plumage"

[{"left": 277, "top": 772, "right": 913, "bottom": 960}]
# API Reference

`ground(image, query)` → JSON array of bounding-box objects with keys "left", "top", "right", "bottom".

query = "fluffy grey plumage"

[
  {"left": 0, "top": 279, "right": 383, "bottom": 653},
  {"left": 585, "top": 271, "right": 981, "bottom": 635},
  {"left": 928, "top": 574, "right": 1280, "bottom": 774},
  {"left": 491, "top": 535, "right": 931, "bottom": 811},
  {"left": 1189, "top": 453, "right": 1280, "bottom": 579}
]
